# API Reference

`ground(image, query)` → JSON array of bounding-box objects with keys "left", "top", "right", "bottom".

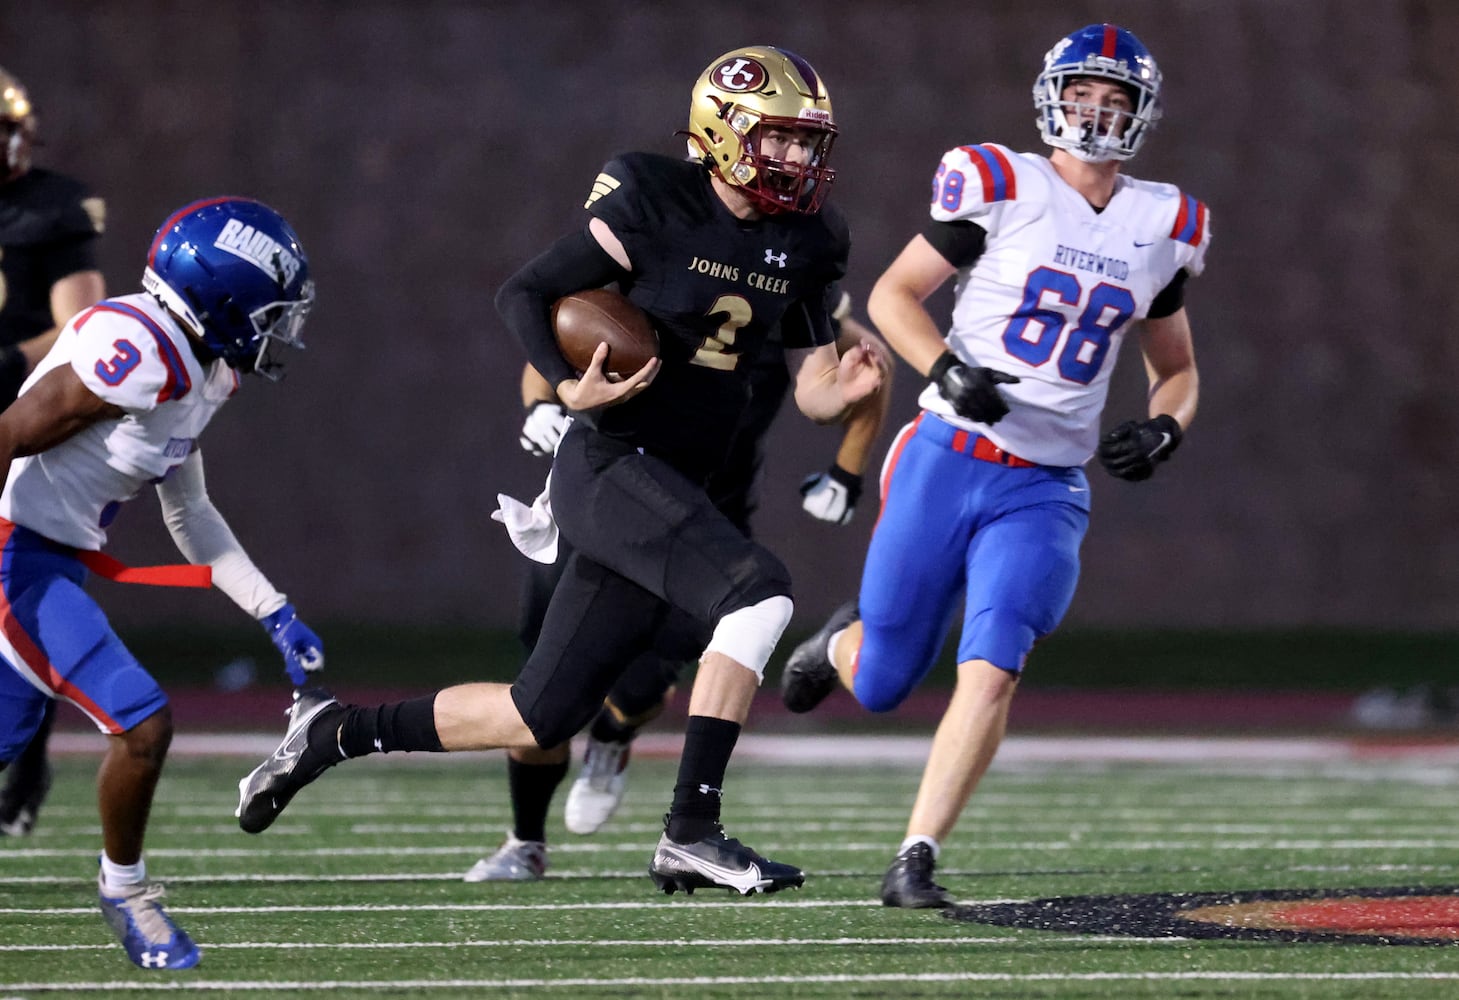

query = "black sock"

[
  {"left": 336, "top": 695, "right": 444, "bottom": 758},
  {"left": 508, "top": 757, "right": 569, "bottom": 843},
  {"left": 667, "top": 715, "right": 740, "bottom": 842}
]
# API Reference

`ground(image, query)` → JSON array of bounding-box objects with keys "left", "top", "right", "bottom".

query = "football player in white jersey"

[
  {"left": 782, "top": 23, "right": 1209, "bottom": 908},
  {"left": 0, "top": 197, "right": 321, "bottom": 969}
]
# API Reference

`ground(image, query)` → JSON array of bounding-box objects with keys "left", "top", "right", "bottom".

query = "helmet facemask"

[
  {"left": 242, "top": 283, "right": 314, "bottom": 381},
  {"left": 707, "top": 111, "right": 837, "bottom": 215}
]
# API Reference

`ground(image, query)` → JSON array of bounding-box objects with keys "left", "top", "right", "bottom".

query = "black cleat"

[
  {"left": 781, "top": 601, "right": 858, "bottom": 714},
  {"left": 0, "top": 757, "right": 53, "bottom": 837},
  {"left": 235, "top": 688, "right": 343, "bottom": 834},
  {"left": 649, "top": 824, "right": 805, "bottom": 896},
  {"left": 880, "top": 842, "right": 953, "bottom": 908}
]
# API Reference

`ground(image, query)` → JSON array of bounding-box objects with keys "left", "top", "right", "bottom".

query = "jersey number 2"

[
  {"left": 692, "top": 294, "right": 752, "bottom": 371},
  {"left": 1002, "top": 268, "right": 1134, "bottom": 384}
]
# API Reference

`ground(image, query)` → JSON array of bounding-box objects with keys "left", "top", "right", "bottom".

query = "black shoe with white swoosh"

[
  {"left": 649, "top": 823, "right": 805, "bottom": 896},
  {"left": 235, "top": 688, "right": 343, "bottom": 834}
]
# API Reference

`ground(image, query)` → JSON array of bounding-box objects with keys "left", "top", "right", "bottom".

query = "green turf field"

[{"left": 6, "top": 743, "right": 1459, "bottom": 997}]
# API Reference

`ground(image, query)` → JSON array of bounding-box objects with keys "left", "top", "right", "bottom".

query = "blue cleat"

[{"left": 98, "top": 874, "right": 201, "bottom": 970}]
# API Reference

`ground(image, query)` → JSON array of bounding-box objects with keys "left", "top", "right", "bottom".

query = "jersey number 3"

[
  {"left": 1002, "top": 267, "right": 1134, "bottom": 384},
  {"left": 95, "top": 339, "right": 143, "bottom": 386}
]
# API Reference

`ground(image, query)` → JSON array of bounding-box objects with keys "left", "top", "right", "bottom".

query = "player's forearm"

[
  {"left": 520, "top": 364, "right": 556, "bottom": 407},
  {"left": 157, "top": 453, "right": 286, "bottom": 618},
  {"left": 833, "top": 376, "right": 890, "bottom": 474},
  {"left": 496, "top": 230, "right": 625, "bottom": 391},
  {"left": 1147, "top": 365, "right": 1198, "bottom": 430},
  {"left": 867, "top": 281, "right": 948, "bottom": 376},
  {"left": 794, "top": 374, "right": 850, "bottom": 424}
]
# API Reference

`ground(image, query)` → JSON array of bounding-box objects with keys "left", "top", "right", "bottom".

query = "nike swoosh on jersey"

[{"left": 1134, "top": 239, "right": 1154, "bottom": 247}]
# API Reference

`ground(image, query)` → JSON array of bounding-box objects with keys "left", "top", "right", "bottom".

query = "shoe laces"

[
  {"left": 582, "top": 740, "right": 628, "bottom": 790},
  {"left": 111, "top": 882, "right": 175, "bottom": 945}
]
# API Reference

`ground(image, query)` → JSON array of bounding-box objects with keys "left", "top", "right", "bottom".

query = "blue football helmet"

[
  {"left": 142, "top": 197, "right": 314, "bottom": 380},
  {"left": 1033, "top": 24, "right": 1162, "bottom": 162}
]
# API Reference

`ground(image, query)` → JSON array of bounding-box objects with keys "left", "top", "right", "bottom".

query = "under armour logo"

[
  {"left": 698, "top": 783, "right": 723, "bottom": 798},
  {"left": 141, "top": 950, "right": 170, "bottom": 968},
  {"left": 764, "top": 249, "right": 787, "bottom": 268},
  {"left": 373, "top": 738, "right": 383, "bottom": 752}
]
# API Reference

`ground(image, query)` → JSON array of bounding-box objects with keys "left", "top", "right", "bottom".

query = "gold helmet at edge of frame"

[
  {"left": 685, "top": 45, "right": 837, "bottom": 215},
  {"left": 0, "top": 65, "right": 36, "bottom": 180}
]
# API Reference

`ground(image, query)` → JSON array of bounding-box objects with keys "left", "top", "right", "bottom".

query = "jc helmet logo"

[{"left": 714, "top": 58, "right": 767, "bottom": 93}]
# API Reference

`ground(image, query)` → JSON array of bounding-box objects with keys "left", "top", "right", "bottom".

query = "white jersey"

[
  {"left": 0, "top": 292, "right": 239, "bottom": 549},
  {"left": 922, "top": 143, "right": 1211, "bottom": 466}
]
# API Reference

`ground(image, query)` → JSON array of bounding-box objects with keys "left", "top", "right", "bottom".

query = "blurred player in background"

[
  {"left": 782, "top": 23, "right": 1209, "bottom": 908},
  {"left": 238, "top": 45, "right": 884, "bottom": 896},
  {"left": 0, "top": 197, "right": 322, "bottom": 968},
  {"left": 0, "top": 64, "right": 108, "bottom": 837},
  {"left": 467, "top": 288, "right": 891, "bottom": 881}
]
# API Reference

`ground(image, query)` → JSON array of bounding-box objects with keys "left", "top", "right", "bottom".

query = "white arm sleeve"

[{"left": 155, "top": 449, "right": 288, "bottom": 620}]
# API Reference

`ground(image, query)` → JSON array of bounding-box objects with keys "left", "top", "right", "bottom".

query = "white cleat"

[
  {"left": 463, "top": 832, "right": 548, "bottom": 882},
  {"left": 564, "top": 738, "right": 630, "bottom": 835}
]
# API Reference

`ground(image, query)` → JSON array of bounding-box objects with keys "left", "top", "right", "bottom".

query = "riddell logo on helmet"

[
  {"left": 213, "top": 219, "right": 301, "bottom": 286},
  {"left": 714, "top": 58, "right": 767, "bottom": 92},
  {"left": 797, "top": 109, "right": 832, "bottom": 123}
]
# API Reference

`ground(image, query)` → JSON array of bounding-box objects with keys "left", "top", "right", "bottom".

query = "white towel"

[{"left": 491, "top": 471, "right": 558, "bottom": 564}]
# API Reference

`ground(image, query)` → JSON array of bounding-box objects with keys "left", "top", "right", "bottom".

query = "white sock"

[
  {"left": 826, "top": 628, "right": 847, "bottom": 669},
  {"left": 899, "top": 835, "right": 939, "bottom": 860},
  {"left": 100, "top": 853, "right": 146, "bottom": 889}
]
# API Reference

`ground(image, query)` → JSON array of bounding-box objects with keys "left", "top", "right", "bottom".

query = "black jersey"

[
  {"left": 0, "top": 168, "right": 104, "bottom": 346},
  {"left": 583, "top": 153, "right": 848, "bottom": 481}
]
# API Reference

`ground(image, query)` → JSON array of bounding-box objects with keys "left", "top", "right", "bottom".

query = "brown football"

[{"left": 550, "top": 288, "right": 659, "bottom": 379}]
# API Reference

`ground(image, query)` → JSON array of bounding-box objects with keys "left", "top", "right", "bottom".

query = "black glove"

[
  {"left": 1098, "top": 414, "right": 1183, "bottom": 481},
  {"left": 927, "top": 351, "right": 1020, "bottom": 425}
]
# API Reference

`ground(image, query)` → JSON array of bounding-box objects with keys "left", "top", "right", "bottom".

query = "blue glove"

[{"left": 261, "top": 603, "right": 324, "bottom": 687}]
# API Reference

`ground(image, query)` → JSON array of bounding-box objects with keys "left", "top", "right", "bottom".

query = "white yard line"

[
  {"left": 8, "top": 972, "right": 1459, "bottom": 991},
  {"left": 47, "top": 731, "right": 1459, "bottom": 764}
]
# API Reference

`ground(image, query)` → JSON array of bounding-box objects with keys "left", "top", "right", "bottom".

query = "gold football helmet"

[
  {"left": 686, "top": 45, "right": 836, "bottom": 215},
  {"left": 0, "top": 65, "right": 36, "bottom": 180}
]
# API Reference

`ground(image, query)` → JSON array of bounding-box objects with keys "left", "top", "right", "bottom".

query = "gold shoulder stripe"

[{"left": 583, "top": 173, "right": 620, "bottom": 209}]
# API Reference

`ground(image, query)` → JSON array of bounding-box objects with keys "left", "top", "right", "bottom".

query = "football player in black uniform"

[
  {"left": 237, "top": 45, "right": 884, "bottom": 895},
  {"left": 0, "top": 64, "right": 107, "bottom": 837},
  {"left": 466, "top": 291, "right": 891, "bottom": 882}
]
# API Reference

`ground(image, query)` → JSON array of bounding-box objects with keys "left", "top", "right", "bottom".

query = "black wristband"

[
  {"left": 827, "top": 463, "right": 863, "bottom": 502},
  {"left": 926, "top": 351, "right": 961, "bottom": 385},
  {"left": 1151, "top": 413, "right": 1183, "bottom": 455}
]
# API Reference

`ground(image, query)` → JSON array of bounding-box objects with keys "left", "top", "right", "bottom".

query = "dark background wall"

[{"left": 5, "top": 0, "right": 1457, "bottom": 634}]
